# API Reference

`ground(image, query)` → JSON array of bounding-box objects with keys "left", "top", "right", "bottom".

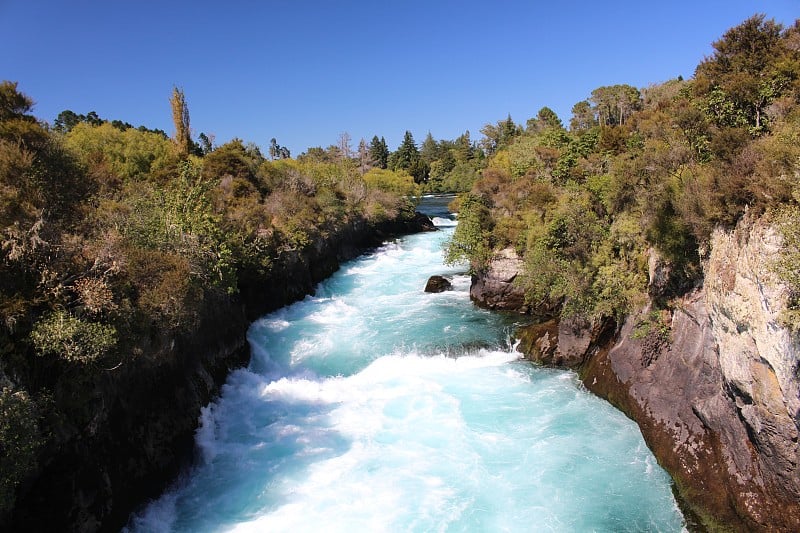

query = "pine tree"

[
  {"left": 420, "top": 132, "right": 439, "bottom": 163},
  {"left": 392, "top": 131, "right": 419, "bottom": 170},
  {"left": 369, "top": 135, "right": 389, "bottom": 169}
]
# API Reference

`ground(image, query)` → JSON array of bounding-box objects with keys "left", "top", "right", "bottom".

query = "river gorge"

[{"left": 126, "top": 196, "right": 686, "bottom": 532}]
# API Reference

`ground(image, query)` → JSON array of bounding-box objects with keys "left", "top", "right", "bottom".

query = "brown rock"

[
  {"left": 517, "top": 315, "right": 615, "bottom": 369},
  {"left": 470, "top": 248, "right": 528, "bottom": 312},
  {"left": 424, "top": 275, "right": 452, "bottom": 293}
]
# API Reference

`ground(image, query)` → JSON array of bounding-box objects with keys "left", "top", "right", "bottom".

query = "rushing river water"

[{"left": 127, "top": 196, "right": 685, "bottom": 532}]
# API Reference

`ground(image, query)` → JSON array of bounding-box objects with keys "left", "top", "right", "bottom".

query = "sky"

[{"left": 1, "top": 1, "right": 798, "bottom": 156}]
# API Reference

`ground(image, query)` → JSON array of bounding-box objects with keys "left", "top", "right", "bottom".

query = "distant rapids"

[{"left": 127, "top": 196, "right": 685, "bottom": 532}]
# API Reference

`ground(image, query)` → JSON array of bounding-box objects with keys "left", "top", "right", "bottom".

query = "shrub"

[
  {"left": 774, "top": 205, "right": 800, "bottom": 333},
  {"left": 30, "top": 310, "right": 116, "bottom": 363},
  {"left": 444, "top": 193, "right": 493, "bottom": 270},
  {"left": 0, "top": 387, "right": 41, "bottom": 515}
]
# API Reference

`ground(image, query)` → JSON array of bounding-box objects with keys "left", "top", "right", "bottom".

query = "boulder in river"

[{"left": 424, "top": 275, "right": 452, "bottom": 293}]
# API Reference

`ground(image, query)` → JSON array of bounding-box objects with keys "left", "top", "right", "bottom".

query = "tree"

[
  {"left": 480, "top": 115, "right": 521, "bottom": 155},
  {"left": 198, "top": 132, "right": 214, "bottom": 155},
  {"left": 357, "top": 138, "right": 373, "bottom": 174},
  {"left": 0, "top": 81, "right": 35, "bottom": 122},
  {"left": 369, "top": 136, "right": 389, "bottom": 169},
  {"left": 337, "top": 132, "right": 353, "bottom": 160},
  {"left": 589, "top": 85, "right": 641, "bottom": 126},
  {"left": 390, "top": 130, "right": 428, "bottom": 182},
  {"left": 85, "top": 111, "right": 103, "bottom": 126},
  {"left": 269, "top": 138, "right": 279, "bottom": 160},
  {"left": 527, "top": 106, "right": 564, "bottom": 132},
  {"left": 453, "top": 130, "right": 474, "bottom": 161},
  {"left": 694, "top": 14, "right": 796, "bottom": 133},
  {"left": 444, "top": 193, "right": 493, "bottom": 270},
  {"left": 65, "top": 122, "right": 174, "bottom": 181},
  {"left": 420, "top": 132, "right": 439, "bottom": 163},
  {"left": 268, "top": 138, "right": 290, "bottom": 160},
  {"left": 391, "top": 130, "right": 419, "bottom": 170},
  {"left": 110, "top": 119, "right": 133, "bottom": 131},
  {"left": 0, "top": 387, "right": 41, "bottom": 516},
  {"left": 170, "top": 86, "right": 191, "bottom": 157},
  {"left": 202, "top": 138, "right": 259, "bottom": 183},
  {"left": 53, "top": 110, "right": 84, "bottom": 133},
  {"left": 570, "top": 100, "right": 597, "bottom": 131}
]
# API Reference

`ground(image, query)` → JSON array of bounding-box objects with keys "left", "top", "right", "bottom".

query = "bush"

[
  {"left": 65, "top": 122, "right": 175, "bottom": 182},
  {"left": 0, "top": 387, "right": 41, "bottom": 515},
  {"left": 444, "top": 193, "right": 493, "bottom": 270},
  {"left": 30, "top": 310, "right": 116, "bottom": 363},
  {"left": 774, "top": 205, "right": 800, "bottom": 333}
]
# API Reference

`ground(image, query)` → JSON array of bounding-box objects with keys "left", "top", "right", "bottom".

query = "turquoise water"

[{"left": 127, "top": 197, "right": 685, "bottom": 532}]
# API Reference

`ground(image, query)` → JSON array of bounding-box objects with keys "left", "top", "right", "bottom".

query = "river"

[{"left": 127, "top": 195, "right": 685, "bottom": 532}]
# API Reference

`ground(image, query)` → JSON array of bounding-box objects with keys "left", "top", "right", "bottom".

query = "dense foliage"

[{"left": 448, "top": 14, "right": 800, "bottom": 325}]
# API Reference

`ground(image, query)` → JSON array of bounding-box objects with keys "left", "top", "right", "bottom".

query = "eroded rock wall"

[{"left": 516, "top": 215, "right": 800, "bottom": 531}]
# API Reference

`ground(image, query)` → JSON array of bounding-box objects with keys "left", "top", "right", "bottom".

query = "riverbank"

[{"left": 6, "top": 212, "right": 434, "bottom": 533}]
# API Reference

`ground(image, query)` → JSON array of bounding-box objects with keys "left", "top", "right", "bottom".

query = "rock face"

[
  {"left": 6, "top": 213, "right": 434, "bottom": 533},
  {"left": 518, "top": 316, "right": 615, "bottom": 368},
  {"left": 516, "top": 215, "right": 800, "bottom": 531},
  {"left": 470, "top": 248, "right": 528, "bottom": 312},
  {"left": 424, "top": 275, "right": 452, "bottom": 293}
]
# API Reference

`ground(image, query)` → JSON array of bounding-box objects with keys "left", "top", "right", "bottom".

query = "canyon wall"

[{"left": 511, "top": 215, "right": 799, "bottom": 531}]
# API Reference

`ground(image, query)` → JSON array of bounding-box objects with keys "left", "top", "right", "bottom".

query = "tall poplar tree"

[{"left": 170, "top": 86, "right": 191, "bottom": 157}]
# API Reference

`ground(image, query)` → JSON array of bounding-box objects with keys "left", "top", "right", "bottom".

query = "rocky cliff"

[
  {"left": 470, "top": 247, "right": 529, "bottom": 313},
  {"left": 510, "top": 215, "right": 800, "bottom": 531},
  {"left": 6, "top": 213, "right": 434, "bottom": 533}
]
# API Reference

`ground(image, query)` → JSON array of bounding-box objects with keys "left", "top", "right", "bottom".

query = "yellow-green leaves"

[
  {"left": 65, "top": 122, "right": 174, "bottom": 182},
  {"left": 30, "top": 310, "right": 117, "bottom": 363}
]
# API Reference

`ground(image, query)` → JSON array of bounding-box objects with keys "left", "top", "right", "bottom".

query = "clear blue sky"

[{"left": 1, "top": 1, "right": 797, "bottom": 155}]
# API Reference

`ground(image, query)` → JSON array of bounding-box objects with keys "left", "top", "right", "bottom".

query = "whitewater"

[{"left": 127, "top": 196, "right": 686, "bottom": 532}]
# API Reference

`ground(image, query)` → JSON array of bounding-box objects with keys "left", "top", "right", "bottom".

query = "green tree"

[
  {"left": 65, "top": 122, "right": 175, "bottom": 182},
  {"left": 445, "top": 193, "right": 493, "bottom": 270},
  {"left": 391, "top": 130, "right": 419, "bottom": 170},
  {"left": 53, "top": 110, "right": 85, "bottom": 133},
  {"left": 694, "top": 14, "right": 796, "bottom": 133},
  {"left": 363, "top": 167, "right": 420, "bottom": 197},
  {"left": 590, "top": 85, "right": 641, "bottom": 126},
  {"left": 202, "top": 138, "right": 260, "bottom": 184},
  {"left": 390, "top": 131, "right": 428, "bottom": 183},
  {"left": 453, "top": 130, "right": 474, "bottom": 161},
  {"left": 369, "top": 135, "right": 389, "bottom": 169},
  {"left": 570, "top": 100, "right": 597, "bottom": 131},
  {"left": 420, "top": 132, "right": 439, "bottom": 163},
  {"left": 198, "top": 132, "right": 214, "bottom": 155},
  {"left": 527, "top": 106, "right": 564, "bottom": 132},
  {"left": 0, "top": 81, "right": 35, "bottom": 122},
  {"left": 30, "top": 310, "right": 117, "bottom": 363},
  {"left": 480, "top": 115, "right": 521, "bottom": 155}
]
